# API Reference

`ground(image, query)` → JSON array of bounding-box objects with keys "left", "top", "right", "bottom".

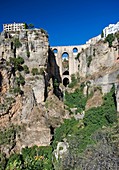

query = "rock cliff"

[{"left": 0, "top": 29, "right": 64, "bottom": 156}]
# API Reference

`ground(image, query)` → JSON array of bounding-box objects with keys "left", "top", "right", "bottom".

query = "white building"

[
  {"left": 103, "top": 22, "right": 119, "bottom": 38},
  {"left": 3, "top": 22, "right": 25, "bottom": 32},
  {"left": 86, "top": 21, "right": 119, "bottom": 45}
]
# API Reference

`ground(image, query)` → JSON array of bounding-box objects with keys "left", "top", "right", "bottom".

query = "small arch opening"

[
  {"left": 73, "top": 47, "right": 78, "bottom": 53},
  {"left": 63, "top": 70, "right": 69, "bottom": 75},
  {"left": 62, "top": 52, "right": 69, "bottom": 69},
  {"left": 62, "top": 52, "right": 69, "bottom": 60},
  {"left": 53, "top": 48, "right": 58, "bottom": 54},
  {"left": 63, "top": 78, "right": 69, "bottom": 87}
]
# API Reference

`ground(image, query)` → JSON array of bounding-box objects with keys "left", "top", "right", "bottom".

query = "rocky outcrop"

[
  {"left": 0, "top": 29, "right": 64, "bottom": 157},
  {"left": 79, "top": 39, "right": 119, "bottom": 78}
]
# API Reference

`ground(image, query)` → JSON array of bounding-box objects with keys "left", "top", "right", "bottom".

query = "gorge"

[{"left": 0, "top": 24, "right": 119, "bottom": 170}]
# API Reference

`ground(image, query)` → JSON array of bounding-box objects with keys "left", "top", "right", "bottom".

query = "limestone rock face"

[
  {"left": 79, "top": 40, "right": 118, "bottom": 78},
  {"left": 85, "top": 89, "right": 103, "bottom": 110},
  {"left": 0, "top": 29, "right": 59, "bottom": 156},
  {"left": 79, "top": 38, "right": 119, "bottom": 109},
  {"left": 32, "top": 77, "right": 45, "bottom": 104},
  {"left": 0, "top": 29, "right": 65, "bottom": 156},
  {"left": 45, "top": 94, "right": 65, "bottom": 128},
  {"left": 0, "top": 29, "right": 49, "bottom": 71}
]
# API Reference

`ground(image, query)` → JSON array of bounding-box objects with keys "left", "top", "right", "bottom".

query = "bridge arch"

[
  {"left": 63, "top": 77, "right": 69, "bottom": 87},
  {"left": 63, "top": 70, "right": 69, "bottom": 75},
  {"left": 53, "top": 48, "right": 58, "bottom": 54},
  {"left": 62, "top": 52, "right": 69, "bottom": 60},
  {"left": 73, "top": 47, "right": 78, "bottom": 53}
]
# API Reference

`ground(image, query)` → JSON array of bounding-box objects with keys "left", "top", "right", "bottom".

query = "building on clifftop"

[{"left": 3, "top": 22, "right": 25, "bottom": 32}]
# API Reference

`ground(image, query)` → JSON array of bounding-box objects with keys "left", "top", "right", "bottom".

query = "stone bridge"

[{"left": 51, "top": 44, "right": 88, "bottom": 86}]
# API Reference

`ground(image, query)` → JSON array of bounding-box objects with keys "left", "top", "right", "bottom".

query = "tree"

[
  {"left": 101, "top": 30, "right": 104, "bottom": 38},
  {"left": 13, "top": 38, "right": 22, "bottom": 48},
  {"left": 28, "top": 23, "right": 34, "bottom": 29},
  {"left": 24, "top": 23, "right": 28, "bottom": 29},
  {"left": 105, "top": 33, "right": 115, "bottom": 47},
  {"left": 115, "top": 32, "right": 119, "bottom": 42}
]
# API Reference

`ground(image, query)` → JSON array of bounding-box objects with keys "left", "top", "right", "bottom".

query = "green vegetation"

[
  {"left": 27, "top": 51, "right": 30, "bottom": 58},
  {"left": 23, "top": 65, "right": 30, "bottom": 74},
  {"left": 40, "top": 28, "right": 47, "bottom": 34},
  {"left": 8, "top": 56, "right": 26, "bottom": 94},
  {"left": 5, "top": 146, "right": 53, "bottom": 170},
  {"left": 101, "top": 30, "right": 104, "bottom": 38},
  {"left": 0, "top": 125, "right": 17, "bottom": 146},
  {"left": 15, "top": 73, "right": 25, "bottom": 86},
  {"left": 115, "top": 31, "right": 119, "bottom": 42},
  {"left": 13, "top": 38, "right": 22, "bottom": 48},
  {"left": 65, "top": 87, "right": 87, "bottom": 114},
  {"left": 93, "top": 48, "right": 96, "bottom": 56},
  {"left": 0, "top": 153, "right": 7, "bottom": 170},
  {"left": 54, "top": 85, "right": 117, "bottom": 154},
  {"left": 24, "top": 23, "right": 28, "bottom": 29},
  {"left": 28, "top": 23, "right": 34, "bottom": 29},
  {"left": 87, "top": 55, "right": 92, "bottom": 67},
  {"left": 40, "top": 28, "right": 49, "bottom": 38},
  {"left": 105, "top": 33, "right": 115, "bottom": 47},
  {"left": 31, "top": 68, "right": 39, "bottom": 76},
  {"left": 54, "top": 79, "right": 59, "bottom": 87},
  {"left": 75, "top": 52, "right": 80, "bottom": 60},
  {"left": 9, "top": 56, "right": 24, "bottom": 71},
  {"left": 62, "top": 58, "right": 69, "bottom": 68},
  {"left": 31, "top": 67, "right": 44, "bottom": 76},
  {"left": 0, "top": 97, "right": 15, "bottom": 112},
  {"left": 68, "top": 74, "right": 78, "bottom": 88},
  {"left": 13, "top": 86, "right": 23, "bottom": 94},
  {"left": 53, "top": 118, "right": 79, "bottom": 148}
]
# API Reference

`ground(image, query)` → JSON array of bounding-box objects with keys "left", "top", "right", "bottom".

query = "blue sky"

[{"left": 0, "top": 0, "right": 119, "bottom": 46}]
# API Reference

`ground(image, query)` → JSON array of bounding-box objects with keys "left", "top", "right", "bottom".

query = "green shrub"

[
  {"left": 16, "top": 74, "right": 25, "bottom": 86},
  {"left": 40, "top": 28, "right": 49, "bottom": 38},
  {"left": 0, "top": 153, "right": 7, "bottom": 170},
  {"left": 68, "top": 74, "right": 77, "bottom": 88},
  {"left": 65, "top": 87, "right": 87, "bottom": 114},
  {"left": 31, "top": 68, "right": 39, "bottom": 76},
  {"left": 40, "top": 28, "right": 46, "bottom": 34},
  {"left": 75, "top": 52, "right": 80, "bottom": 60},
  {"left": 87, "top": 55, "right": 92, "bottom": 67},
  {"left": 23, "top": 65, "right": 30, "bottom": 74},
  {"left": 9, "top": 56, "right": 24, "bottom": 71},
  {"left": 53, "top": 118, "right": 79, "bottom": 149},
  {"left": 0, "top": 125, "right": 16, "bottom": 145},
  {"left": 27, "top": 51, "right": 30, "bottom": 58},
  {"left": 84, "top": 85, "right": 117, "bottom": 127},
  {"left": 105, "top": 33, "right": 115, "bottom": 47},
  {"left": 115, "top": 31, "right": 119, "bottom": 42},
  {"left": 13, "top": 38, "right": 22, "bottom": 48},
  {"left": 101, "top": 30, "right": 104, "bottom": 38},
  {"left": 6, "top": 146, "right": 53, "bottom": 170},
  {"left": 13, "top": 86, "right": 22, "bottom": 94}
]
